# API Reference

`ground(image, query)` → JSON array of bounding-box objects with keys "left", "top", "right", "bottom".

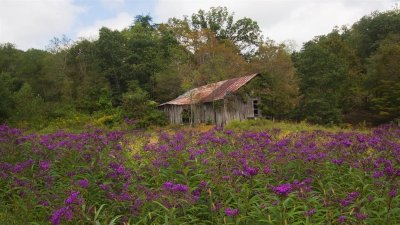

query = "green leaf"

[{"left": 109, "top": 215, "right": 122, "bottom": 225}]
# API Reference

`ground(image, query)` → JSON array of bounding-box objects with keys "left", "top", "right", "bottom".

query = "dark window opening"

[
  {"left": 253, "top": 99, "right": 259, "bottom": 117},
  {"left": 182, "top": 108, "right": 190, "bottom": 124}
]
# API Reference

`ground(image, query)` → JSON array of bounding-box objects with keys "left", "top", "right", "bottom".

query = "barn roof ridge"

[{"left": 160, "top": 73, "right": 259, "bottom": 106}]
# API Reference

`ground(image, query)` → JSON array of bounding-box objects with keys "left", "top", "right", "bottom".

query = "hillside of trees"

[{"left": 1, "top": 7, "right": 399, "bottom": 129}]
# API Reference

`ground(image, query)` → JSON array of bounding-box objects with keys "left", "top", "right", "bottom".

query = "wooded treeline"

[{"left": 1, "top": 7, "right": 399, "bottom": 128}]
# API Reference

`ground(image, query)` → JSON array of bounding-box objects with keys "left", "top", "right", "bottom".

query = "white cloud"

[
  {"left": 0, "top": 0, "right": 83, "bottom": 50},
  {"left": 153, "top": 0, "right": 398, "bottom": 47},
  {"left": 2, "top": 0, "right": 398, "bottom": 50},
  {"left": 76, "top": 12, "right": 134, "bottom": 39}
]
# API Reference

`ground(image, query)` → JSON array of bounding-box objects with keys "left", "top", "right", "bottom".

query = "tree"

[
  {"left": 251, "top": 40, "right": 300, "bottom": 119},
  {"left": 122, "top": 81, "right": 166, "bottom": 127},
  {"left": 95, "top": 27, "right": 129, "bottom": 105},
  {"left": 94, "top": 16, "right": 182, "bottom": 105},
  {"left": 153, "top": 65, "right": 184, "bottom": 103},
  {"left": 122, "top": 81, "right": 150, "bottom": 119},
  {"left": 349, "top": 9, "right": 400, "bottom": 60},
  {"left": 122, "top": 16, "right": 165, "bottom": 91},
  {"left": 16, "top": 49, "right": 48, "bottom": 92},
  {"left": 0, "top": 73, "right": 14, "bottom": 122},
  {"left": 365, "top": 34, "right": 400, "bottom": 123},
  {"left": 66, "top": 39, "right": 108, "bottom": 112},
  {"left": 169, "top": 7, "right": 263, "bottom": 56},
  {"left": 293, "top": 31, "right": 357, "bottom": 124},
  {"left": 0, "top": 43, "right": 21, "bottom": 74},
  {"left": 341, "top": 9, "right": 400, "bottom": 124},
  {"left": 12, "top": 83, "right": 45, "bottom": 125},
  {"left": 192, "top": 35, "right": 249, "bottom": 86}
]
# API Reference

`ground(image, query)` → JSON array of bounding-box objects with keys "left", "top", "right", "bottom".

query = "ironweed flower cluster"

[
  {"left": 162, "top": 181, "right": 189, "bottom": 193},
  {"left": 225, "top": 207, "right": 239, "bottom": 217}
]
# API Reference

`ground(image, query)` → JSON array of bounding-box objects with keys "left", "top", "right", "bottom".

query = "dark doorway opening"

[
  {"left": 182, "top": 108, "right": 191, "bottom": 124},
  {"left": 253, "top": 99, "right": 259, "bottom": 117}
]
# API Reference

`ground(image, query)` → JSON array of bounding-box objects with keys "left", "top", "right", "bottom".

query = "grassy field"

[{"left": 0, "top": 121, "right": 399, "bottom": 224}]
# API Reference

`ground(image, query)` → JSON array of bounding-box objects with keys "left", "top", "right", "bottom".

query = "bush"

[{"left": 122, "top": 82, "right": 167, "bottom": 128}]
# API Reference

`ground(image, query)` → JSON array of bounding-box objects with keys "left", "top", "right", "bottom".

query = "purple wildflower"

[
  {"left": 244, "top": 165, "right": 259, "bottom": 176},
  {"left": 355, "top": 212, "right": 368, "bottom": 220},
  {"left": 222, "top": 175, "right": 230, "bottom": 180},
  {"left": 77, "top": 179, "right": 89, "bottom": 188},
  {"left": 162, "top": 181, "right": 174, "bottom": 190},
  {"left": 304, "top": 208, "right": 316, "bottom": 217},
  {"left": 337, "top": 215, "right": 347, "bottom": 223},
  {"left": 272, "top": 183, "right": 292, "bottom": 196},
  {"left": 99, "top": 183, "right": 110, "bottom": 191},
  {"left": 373, "top": 171, "right": 384, "bottom": 179},
  {"left": 50, "top": 206, "right": 73, "bottom": 225},
  {"left": 162, "top": 182, "right": 189, "bottom": 193},
  {"left": 116, "top": 165, "right": 126, "bottom": 174},
  {"left": 198, "top": 181, "right": 208, "bottom": 189},
  {"left": 340, "top": 191, "right": 359, "bottom": 207},
  {"left": 130, "top": 198, "right": 144, "bottom": 215},
  {"left": 39, "top": 160, "right": 51, "bottom": 171},
  {"left": 225, "top": 207, "right": 239, "bottom": 217},
  {"left": 119, "top": 191, "right": 132, "bottom": 201},
  {"left": 65, "top": 191, "right": 80, "bottom": 205},
  {"left": 191, "top": 188, "right": 202, "bottom": 202},
  {"left": 39, "top": 200, "right": 50, "bottom": 206},
  {"left": 332, "top": 158, "right": 344, "bottom": 165},
  {"left": 342, "top": 140, "right": 352, "bottom": 147},
  {"left": 172, "top": 184, "right": 189, "bottom": 193},
  {"left": 1, "top": 171, "right": 7, "bottom": 179},
  {"left": 263, "top": 166, "right": 271, "bottom": 175},
  {"left": 389, "top": 188, "right": 397, "bottom": 197}
]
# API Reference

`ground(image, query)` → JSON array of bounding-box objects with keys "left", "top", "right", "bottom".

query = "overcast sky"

[{"left": 1, "top": 0, "right": 399, "bottom": 50}]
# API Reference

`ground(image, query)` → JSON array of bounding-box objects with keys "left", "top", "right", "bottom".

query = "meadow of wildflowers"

[{"left": 0, "top": 123, "right": 399, "bottom": 224}]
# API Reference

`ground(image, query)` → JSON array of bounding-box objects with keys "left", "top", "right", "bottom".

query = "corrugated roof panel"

[{"left": 160, "top": 73, "right": 259, "bottom": 106}]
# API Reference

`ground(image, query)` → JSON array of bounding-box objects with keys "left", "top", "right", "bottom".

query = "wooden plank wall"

[
  {"left": 161, "top": 96, "right": 260, "bottom": 125},
  {"left": 162, "top": 105, "right": 183, "bottom": 124}
]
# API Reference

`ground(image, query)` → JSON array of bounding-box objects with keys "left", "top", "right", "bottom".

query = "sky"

[{"left": 1, "top": 0, "right": 399, "bottom": 50}]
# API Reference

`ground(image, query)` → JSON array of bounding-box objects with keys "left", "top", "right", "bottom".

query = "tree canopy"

[{"left": 1, "top": 7, "right": 399, "bottom": 128}]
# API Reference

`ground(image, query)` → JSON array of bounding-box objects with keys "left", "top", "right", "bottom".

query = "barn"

[{"left": 159, "top": 73, "right": 262, "bottom": 126}]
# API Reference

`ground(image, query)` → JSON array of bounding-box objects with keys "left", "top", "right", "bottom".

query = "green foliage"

[
  {"left": 122, "top": 81, "right": 151, "bottom": 118},
  {"left": 291, "top": 9, "right": 400, "bottom": 125},
  {"left": 0, "top": 43, "right": 22, "bottom": 74},
  {"left": 96, "top": 88, "right": 113, "bottom": 112},
  {"left": 11, "top": 83, "right": 46, "bottom": 128},
  {"left": 251, "top": 41, "right": 300, "bottom": 119},
  {"left": 1, "top": 8, "right": 400, "bottom": 129},
  {"left": 96, "top": 27, "right": 129, "bottom": 105},
  {"left": 365, "top": 34, "right": 400, "bottom": 123},
  {"left": 0, "top": 73, "right": 14, "bottom": 122},
  {"left": 39, "top": 109, "right": 123, "bottom": 133},
  {"left": 293, "top": 30, "right": 357, "bottom": 125},
  {"left": 66, "top": 39, "right": 108, "bottom": 113},
  {"left": 298, "top": 97, "right": 343, "bottom": 125},
  {"left": 139, "top": 103, "right": 168, "bottom": 128},
  {"left": 226, "top": 119, "right": 347, "bottom": 133},
  {"left": 122, "top": 81, "right": 167, "bottom": 128},
  {"left": 349, "top": 9, "right": 400, "bottom": 59},
  {"left": 153, "top": 67, "right": 183, "bottom": 103},
  {"left": 190, "top": 6, "right": 263, "bottom": 54}
]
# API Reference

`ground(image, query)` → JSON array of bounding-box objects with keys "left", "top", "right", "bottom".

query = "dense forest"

[{"left": 1, "top": 7, "right": 399, "bottom": 129}]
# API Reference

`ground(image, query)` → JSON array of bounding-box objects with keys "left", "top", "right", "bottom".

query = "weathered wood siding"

[
  {"left": 162, "top": 105, "right": 183, "bottom": 124},
  {"left": 161, "top": 95, "right": 261, "bottom": 126}
]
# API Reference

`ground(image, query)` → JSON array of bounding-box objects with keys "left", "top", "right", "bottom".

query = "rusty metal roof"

[{"left": 160, "top": 73, "right": 259, "bottom": 106}]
